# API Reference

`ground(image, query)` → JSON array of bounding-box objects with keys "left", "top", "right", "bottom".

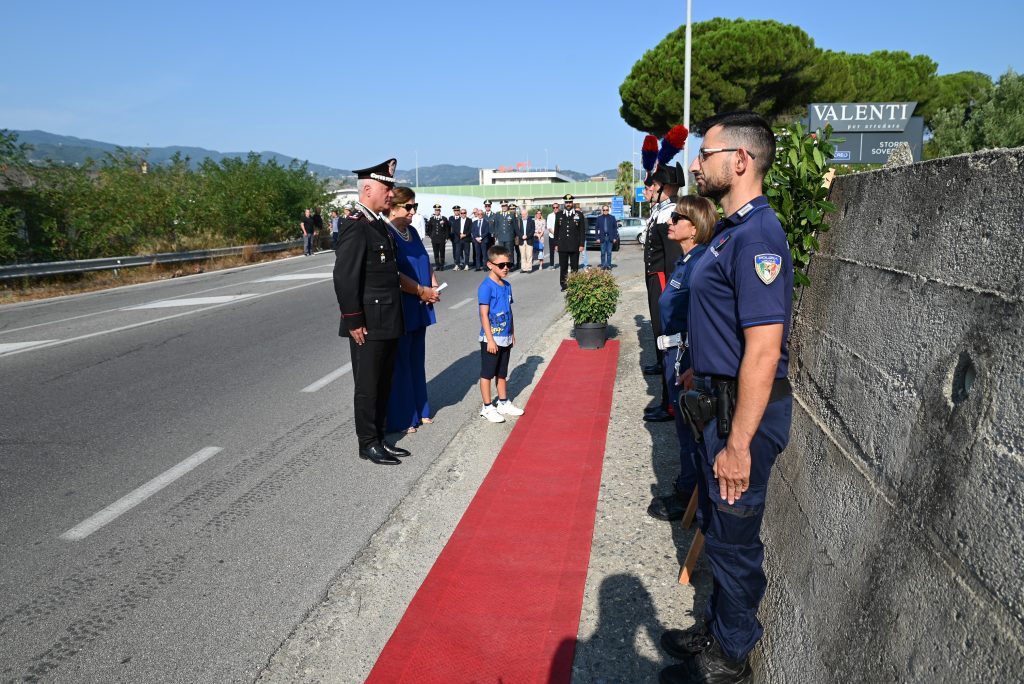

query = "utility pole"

[{"left": 683, "top": 0, "right": 692, "bottom": 193}]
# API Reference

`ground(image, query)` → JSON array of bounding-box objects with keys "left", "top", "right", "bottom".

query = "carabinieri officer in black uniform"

[
  {"left": 642, "top": 163, "right": 684, "bottom": 422},
  {"left": 333, "top": 158, "right": 414, "bottom": 466},
  {"left": 659, "top": 111, "right": 793, "bottom": 684}
]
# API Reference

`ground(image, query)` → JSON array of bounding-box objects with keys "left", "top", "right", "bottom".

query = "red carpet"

[{"left": 366, "top": 339, "right": 619, "bottom": 684}]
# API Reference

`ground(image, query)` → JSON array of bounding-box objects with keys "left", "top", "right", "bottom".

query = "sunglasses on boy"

[{"left": 490, "top": 261, "right": 512, "bottom": 269}]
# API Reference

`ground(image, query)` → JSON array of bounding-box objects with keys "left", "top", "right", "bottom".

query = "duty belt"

[
  {"left": 693, "top": 375, "right": 792, "bottom": 403},
  {"left": 680, "top": 375, "right": 792, "bottom": 442}
]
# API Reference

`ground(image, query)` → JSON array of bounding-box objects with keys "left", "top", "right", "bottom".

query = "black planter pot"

[{"left": 574, "top": 322, "right": 607, "bottom": 350}]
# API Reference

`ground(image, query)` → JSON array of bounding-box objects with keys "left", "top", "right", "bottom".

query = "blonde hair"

[{"left": 675, "top": 195, "right": 718, "bottom": 245}]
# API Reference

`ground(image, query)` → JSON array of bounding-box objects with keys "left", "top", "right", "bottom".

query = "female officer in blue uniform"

[
  {"left": 659, "top": 111, "right": 793, "bottom": 684},
  {"left": 647, "top": 196, "right": 718, "bottom": 521}
]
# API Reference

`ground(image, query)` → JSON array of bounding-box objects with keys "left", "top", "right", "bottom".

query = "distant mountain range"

[{"left": 7, "top": 130, "right": 619, "bottom": 185}]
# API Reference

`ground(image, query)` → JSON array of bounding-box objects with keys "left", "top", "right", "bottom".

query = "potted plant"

[{"left": 564, "top": 267, "right": 620, "bottom": 349}]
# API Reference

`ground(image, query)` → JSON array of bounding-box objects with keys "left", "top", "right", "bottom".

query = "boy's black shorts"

[{"left": 480, "top": 342, "right": 512, "bottom": 380}]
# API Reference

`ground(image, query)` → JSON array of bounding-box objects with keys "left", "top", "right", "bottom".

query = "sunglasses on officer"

[
  {"left": 670, "top": 211, "right": 690, "bottom": 224},
  {"left": 395, "top": 203, "right": 416, "bottom": 211}
]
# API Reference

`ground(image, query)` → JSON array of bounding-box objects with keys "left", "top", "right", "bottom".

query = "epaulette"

[{"left": 349, "top": 210, "right": 368, "bottom": 221}]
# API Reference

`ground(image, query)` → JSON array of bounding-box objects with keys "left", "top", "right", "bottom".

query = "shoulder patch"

[
  {"left": 754, "top": 254, "right": 783, "bottom": 284},
  {"left": 348, "top": 210, "right": 368, "bottom": 221}
]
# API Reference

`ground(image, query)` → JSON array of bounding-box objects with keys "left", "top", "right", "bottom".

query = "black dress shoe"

[
  {"left": 381, "top": 441, "right": 411, "bottom": 457},
  {"left": 659, "top": 641, "right": 752, "bottom": 684},
  {"left": 661, "top": 624, "right": 714, "bottom": 659},
  {"left": 647, "top": 490, "right": 687, "bottom": 521},
  {"left": 359, "top": 443, "right": 402, "bottom": 465},
  {"left": 643, "top": 363, "right": 663, "bottom": 375},
  {"left": 643, "top": 408, "right": 673, "bottom": 422}
]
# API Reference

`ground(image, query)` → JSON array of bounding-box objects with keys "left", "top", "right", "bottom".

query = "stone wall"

[{"left": 759, "top": 147, "right": 1024, "bottom": 682}]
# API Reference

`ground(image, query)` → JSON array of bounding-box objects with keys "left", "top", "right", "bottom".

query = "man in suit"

[
  {"left": 517, "top": 207, "right": 536, "bottom": 273},
  {"left": 333, "top": 158, "right": 438, "bottom": 465},
  {"left": 471, "top": 207, "right": 491, "bottom": 270},
  {"left": 451, "top": 207, "right": 471, "bottom": 270},
  {"left": 595, "top": 204, "right": 620, "bottom": 270},
  {"left": 554, "top": 193, "right": 586, "bottom": 291},
  {"left": 426, "top": 204, "right": 451, "bottom": 271}
]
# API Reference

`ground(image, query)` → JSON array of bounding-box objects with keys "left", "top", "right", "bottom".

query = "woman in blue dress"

[
  {"left": 647, "top": 195, "right": 719, "bottom": 521},
  {"left": 385, "top": 187, "right": 439, "bottom": 434}
]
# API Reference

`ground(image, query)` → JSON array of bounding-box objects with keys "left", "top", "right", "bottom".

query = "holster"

[{"left": 685, "top": 375, "right": 792, "bottom": 440}]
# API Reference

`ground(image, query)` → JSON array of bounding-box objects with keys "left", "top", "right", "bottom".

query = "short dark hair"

[
  {"left": 487, "top": 244, "right": 511, "bottom": 261},
  {"left": 694, "top": 110, "right": 775, "bottom": 176}
]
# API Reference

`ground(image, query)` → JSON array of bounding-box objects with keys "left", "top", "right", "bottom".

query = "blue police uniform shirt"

[
  {"left": 688, "top": 196, "right": 792, "bottom": 378},
  {"left": 658, "top": 244, "right": 708, "bottom": 368}
]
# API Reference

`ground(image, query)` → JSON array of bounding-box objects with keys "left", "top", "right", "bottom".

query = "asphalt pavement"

[{"left": 1, "top": 243, "right": 701, "bottom": 683}]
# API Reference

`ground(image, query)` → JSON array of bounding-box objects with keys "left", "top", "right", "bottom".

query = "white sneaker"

[
  {"left": 496, "top": 400, "right": 524, "bottom": 416},
  {"left": 480, "top": 404, "right": 506, "bottom": 423}
]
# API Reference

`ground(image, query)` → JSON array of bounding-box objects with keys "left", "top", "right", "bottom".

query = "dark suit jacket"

[
  {"left": 333, "top": 207, "right": 404, "bottom": 339},
  {"left": 595, "top": 214, "right": 619, "bottom": 242},
  {"left": 517, "top": 217, "right": 535, "bottom": 241},
  {"left": 471, "top": 218, "right": 490, "bottom": 241},
  {"left": 451, "top": 216, "right": 470, "bottom": 240}
]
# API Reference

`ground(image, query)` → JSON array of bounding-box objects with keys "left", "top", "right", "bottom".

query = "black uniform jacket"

[
  {"left": 426, "top": 215, "right": 450, "bottom": 244},
  {"left": 554, "top": 209, "right": 586, "bottom": 250},
  {"left": 333, "top": 206, "right": 404, "bottom": 339},
  {"left": 644, "top": 199, "right": 682, "bottom": 276}
]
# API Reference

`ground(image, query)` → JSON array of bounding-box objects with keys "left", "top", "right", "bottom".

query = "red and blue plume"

[
  {"left": 657, "top": 124, "right": 689, "bottom": 167},
  {"left": 640, "top": 134, "right": 659, "bottom": 173}
]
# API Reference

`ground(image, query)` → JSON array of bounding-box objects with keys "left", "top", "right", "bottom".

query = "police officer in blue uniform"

[
  {"left": 659, "top": 112, "right": 793, "bottom": 684},
  {"left": 334, "top": 159, "right": 437, "bottom": 466},
  {"left": 647, "top": 196, "right": 718, "bottom": 522}
]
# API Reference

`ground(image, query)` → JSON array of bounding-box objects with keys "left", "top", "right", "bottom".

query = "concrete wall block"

[
  {"left": 821, "top": 148, "right": 1024, "bottom": 297},
  {"left": 760, "top": 147, "right": 1024, "bottom": 682}
]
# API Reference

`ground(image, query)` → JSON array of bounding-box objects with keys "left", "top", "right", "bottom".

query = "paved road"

[{"left": 0, "top": 246, "right": 639, "bottom": 683}]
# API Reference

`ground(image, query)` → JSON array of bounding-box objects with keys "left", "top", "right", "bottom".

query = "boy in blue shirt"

[{"left": 477, "top": 245, "right": 525, "bottom": 423}]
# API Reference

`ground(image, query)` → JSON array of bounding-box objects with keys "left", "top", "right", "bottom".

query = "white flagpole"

[{"left": 683, "top": 0, "right": 692, "bottom": 193}]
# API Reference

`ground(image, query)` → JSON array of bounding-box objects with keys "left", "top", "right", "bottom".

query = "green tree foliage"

[
  {"left": 614, "top": 160, "right": 635, "bottom": 205},
  {"left": 0, "top": 133, "right": 327, "bottom": 263},
  {"left": 620, "top": 19, "right": 821, "bottom": 134},
  {"left": 809, "top": 51, "right": 938, "bottom": 121},
  {"left": 620, "top": 19, "right": 976, "bottom": 134},
  {"left": 765, "top": 123, "right": 839, "bottom": 290},
  {"left": 924, "top": 71, "right": 994, "bottom": 123},
  {"left": 927, "top": 69, "right": 1024, "bottom": 157}
]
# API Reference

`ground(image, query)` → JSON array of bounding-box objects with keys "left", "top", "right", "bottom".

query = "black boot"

[
  {"left": 659, "top": 640, "right": 752, "bottom": 684},
  {"left": 647, "top": 485, "right": 689, "bottom": 521}
]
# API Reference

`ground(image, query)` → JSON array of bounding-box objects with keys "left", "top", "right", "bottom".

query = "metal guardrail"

[{"left": 0, "top": 239, "right": 304, "bottom": 281}]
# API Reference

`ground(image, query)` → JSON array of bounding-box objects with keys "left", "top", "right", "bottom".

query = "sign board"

[
  {"left": 808, "top": 102, "right": 923, "bottom": 164},
  {"left": 611, "top": 196, "right": 624, "bottom": 219},
  {"left": 635, "top": 186, "right": 645, "bottom": 204},
  {"left": 828, "top": 117, "right": 924, "bottom": 164},
  {"left": 809, "top": 102, "right": 916, "bottom": 132}
]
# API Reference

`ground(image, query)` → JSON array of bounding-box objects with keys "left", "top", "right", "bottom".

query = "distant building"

[{"left": 479, "top": 168, "right": 575, "bottom": 185}]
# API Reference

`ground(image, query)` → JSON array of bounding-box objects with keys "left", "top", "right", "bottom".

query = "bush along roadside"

[{"left": 765, "top": 122, "right": 839, "bottom": 291}]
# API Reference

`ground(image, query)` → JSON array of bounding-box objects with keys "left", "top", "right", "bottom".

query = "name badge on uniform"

[
  {"left": 709, "top": 233, "right": 732, "bottom": 257},
  {"left": 754, "top": 254, "right": 782, "bottom": 284},
  {"left": 669, "top": 279, "right": 682, "bottom": 289},
  {"left": 737, "top": 203, "right": 754, "bottom": 217}
]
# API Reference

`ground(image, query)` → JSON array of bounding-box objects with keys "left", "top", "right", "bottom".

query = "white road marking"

[
  {"left": 60, "top": 446, "right": 223, "bottom": 541},
  {"left": 302, "top": 363, "right": 352, "bottom": 393},
  {"left": 0, "top": 262, "right": 332, "bottom": 336},
  {"left": 252, "top": 273, "right": 333, "bottom": 282},
  {"left": 449, "top": 297, "right": 474, "bottom": 310},
  {"left": 123, "top": 295, "right": 256, "bottom": 310},
  {"left": 0, "top": 340, "right": 58, "bottom": 353},
  {"left": 0, "top": 280, "right": 325, "bottom": 358}
]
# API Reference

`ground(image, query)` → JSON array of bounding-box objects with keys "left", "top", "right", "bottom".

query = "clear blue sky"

[{"left": 2, "top": 0, "right": 1020, "bottom": 174}]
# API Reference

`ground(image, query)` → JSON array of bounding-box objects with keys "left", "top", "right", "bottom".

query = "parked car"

[{"left": 584, "top": 215, "right": 646, "bottom": 250}]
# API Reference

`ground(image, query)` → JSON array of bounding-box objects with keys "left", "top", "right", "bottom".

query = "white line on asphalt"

[
  {"left": 60, "top": 447, "right": 223, "bottom": 541},
  {"left": 0, "top": 340, "right": 57, "bottom": 353},
  {"left": 449, "top": 297, "right": 474, "bottom": 310},
  {"left": 252, "top": 273, "right": 333, "bottom": 282},
  {"left": 0, "top": 280, "right": 325, "bottom": 359},
  {"left": 301, "top": 363, "right": 352, "bottom": 393},
  {"left": 122, "top": 294, "right": 257, "bottom": 310}
]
